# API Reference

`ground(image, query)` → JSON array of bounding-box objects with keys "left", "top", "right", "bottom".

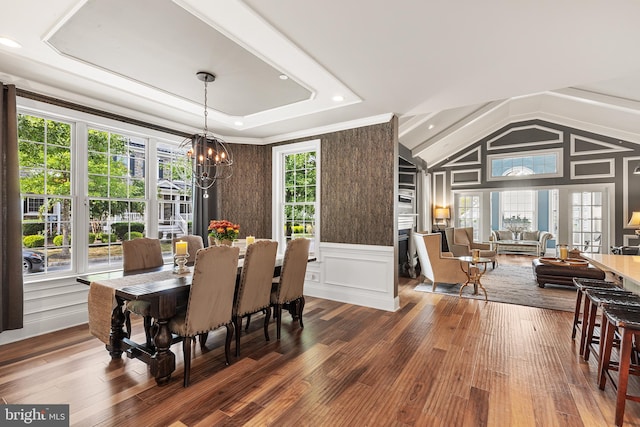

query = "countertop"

[{"left": 582, "top": 254, "right": 640, "bottom": 293}]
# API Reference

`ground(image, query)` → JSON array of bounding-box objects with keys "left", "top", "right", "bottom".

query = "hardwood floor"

[{"left": 1, "top": 254, "right": 640, "bottom": 426}]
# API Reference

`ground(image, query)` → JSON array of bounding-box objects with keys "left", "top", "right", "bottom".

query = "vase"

[{"left": 209, "top": 236, "right": 232, "bottom": 246}]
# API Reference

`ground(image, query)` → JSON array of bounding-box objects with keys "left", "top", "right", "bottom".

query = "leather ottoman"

[{"left": 532, "top": 258, "right": 605, "bottom": 288}]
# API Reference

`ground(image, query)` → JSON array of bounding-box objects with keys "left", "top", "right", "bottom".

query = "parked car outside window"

[{"left": 23, "top": 249, "right": 44, "bottom": 273}]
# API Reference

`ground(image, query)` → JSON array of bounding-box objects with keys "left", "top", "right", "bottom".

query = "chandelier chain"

[{"left": 203, "top": 79, "right": 209, "bottom": 134}]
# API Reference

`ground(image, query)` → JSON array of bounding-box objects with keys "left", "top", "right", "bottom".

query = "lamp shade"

[
  {"left": 628, "top": 211, "right": 640, "bottom": 227},
  {"left": 434, "top": 207, "right": 450, "bottom": 220}
]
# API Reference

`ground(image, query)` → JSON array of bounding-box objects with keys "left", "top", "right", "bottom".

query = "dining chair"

[
  {"left": 122, "top": 237, "right": 164, "bottom": 348},
  {"left": 172, "top": 235, "right": 204, "bottom": 266},
  {"left": 270, "top": 238, "right": 310, "bottom": 339},
  {"left": 233, "top": 240, "right": 278, "bottom": 357},
  {"left": 168, "top": 245, "right": 239, "bottom": 387}
]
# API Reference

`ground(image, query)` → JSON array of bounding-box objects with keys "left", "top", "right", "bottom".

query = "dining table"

[{"left": 77, "top": 254, "right": 288, "bottom": 386}]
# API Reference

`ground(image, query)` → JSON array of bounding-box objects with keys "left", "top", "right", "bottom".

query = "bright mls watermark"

[{"left": 1, "top": 405, "right": 69, "bottom": 426}]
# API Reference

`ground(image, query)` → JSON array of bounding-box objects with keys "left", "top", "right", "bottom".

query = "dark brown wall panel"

[{"left": 216, "top": 143, "right": 271, "bottom": 239}]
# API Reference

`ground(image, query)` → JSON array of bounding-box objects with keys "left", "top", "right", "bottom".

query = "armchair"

[
  {"left": 445, "top": 227, "right": 496, "bottom": 268},
  {"left": 413, "top": 232, "right": 468, "bottom": 291}
]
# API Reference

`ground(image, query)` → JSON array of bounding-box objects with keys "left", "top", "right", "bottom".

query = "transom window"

[{"left": 488, "top": 149, "right": 562, "bottom": 181}]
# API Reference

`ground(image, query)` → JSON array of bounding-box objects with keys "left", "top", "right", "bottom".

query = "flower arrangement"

[{"left": 208, "top": 219, "right": 240, "bottom": 242}]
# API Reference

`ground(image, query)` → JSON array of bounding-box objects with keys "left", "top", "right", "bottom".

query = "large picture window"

[{"left": 18, "top": 107, "right": 186, "bottom": 279}]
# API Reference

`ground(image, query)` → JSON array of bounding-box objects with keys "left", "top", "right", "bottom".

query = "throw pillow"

[
  {"left": 521, "top": 231, "right": 540, "bottom": 241},
  {"left": 496, "top": 230, "right": 513, "bottom": 240}
]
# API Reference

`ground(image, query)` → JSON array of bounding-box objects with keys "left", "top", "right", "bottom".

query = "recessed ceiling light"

[
  {"left": 0, "top": 37, "right": 22, "bottom": 48},
  {"left": 234, "top": 121, "right": 243, "bottom": 126},
  {"left": 428, "top": 124, "right": 435, "bottom": 130},
  {"left": 332, "top": 95, "right": 344, "bottom": 102},
  {"left": 279, "top": 74, "right": 289, "bottom": 80}
]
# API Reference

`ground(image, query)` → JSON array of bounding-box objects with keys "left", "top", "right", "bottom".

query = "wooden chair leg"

[
  {"left": 234, "top": 316, "right": 242, "bottom": 357},
  {"left": 572, "top": 289, "right": 583, "bottom": 340},
  {"left": 199, "top": 332, "right": 208, "bottom": 349},
  {"left": 224, "top": 323, "right": 233, "bottom": 365},
  {"left": 298, "top": 296, "right": 305, "bottom": 329},
  {"left": 263, "top": 307, "right": 271, "bottom": 341},
  {"left": 616, "top": 328, "right": 634, "bottom": 426},
  {"left": 579, "top": 295, "right": 592, "bottom": 355},
  {"left": 182, "top": 337, "right": 191, "bottom": 388},
  {"left": 276, "top": 304, "right": 282, "bottom": 340},
  {"left": 583, "top": 300, "right": 599, "bottom": 361},
  {"left": 143, "top": 315, "right": 153, "bottom": 348},
  {"left": 598, "top": 315, "right": 615, "bottom": 390},
  {"left": 124, "top": 310, "right": 132, "bottom": 338},
  {"left": 245, "top": 314, "right": 251, "bottom": 331}
]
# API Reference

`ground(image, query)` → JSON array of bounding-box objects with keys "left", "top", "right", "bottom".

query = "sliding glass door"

[{"left": 570, "top": 191, "right": 605, "bottom": 254}]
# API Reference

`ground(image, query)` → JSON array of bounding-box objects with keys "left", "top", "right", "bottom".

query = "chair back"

[
  {"left": 122, "top": 237, "right": 164, "bottom": 272},
  {"left": 275, "top": 238, "right": 311, "bottom": 304},
  {"left": 235, "top": 240, "right": 278, "bottom": 317},
  {"left": 414, "top": 232, "right": 437, "bottom": 282},
  {"left": 172, "top": 235, "right": 204, "bottom": 266},
  {"left": 182, "top": 245, "right": 239, "bottom": 335}
]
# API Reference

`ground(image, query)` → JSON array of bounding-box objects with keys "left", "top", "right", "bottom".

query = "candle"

[
  {"left": 176, "top": 241, "right": 188, "bottom": 256},
  {"left": 246, "top": 235, "right": 255, "bottom": 245}
]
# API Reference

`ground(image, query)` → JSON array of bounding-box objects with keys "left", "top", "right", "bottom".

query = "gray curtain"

[
  {"left": 192, "top": 183, "right": 220, "bottom": 247},
  {"left": 0, "top": 83, "right": 24, "bottom": 332}
]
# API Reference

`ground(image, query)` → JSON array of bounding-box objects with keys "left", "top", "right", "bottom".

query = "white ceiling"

[{"left": 2, "top": 0, "right": 640, "bottom": 166}]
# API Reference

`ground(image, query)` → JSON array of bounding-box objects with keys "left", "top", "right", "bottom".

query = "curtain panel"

[{"left": 0, "top": 83, "right": 24, "bottom": 332}]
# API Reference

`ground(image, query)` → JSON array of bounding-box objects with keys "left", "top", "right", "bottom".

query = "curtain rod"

[{"left": 16, "top": 88, "right": 192, "bottom": 139}]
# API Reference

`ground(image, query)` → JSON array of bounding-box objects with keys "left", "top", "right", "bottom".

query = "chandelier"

[{"left": 181, "top": 71, "right": 233, "bottom": 198}]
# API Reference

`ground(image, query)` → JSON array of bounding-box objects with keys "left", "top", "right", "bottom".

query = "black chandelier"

[{"left": 181, "top": 71, "right": 233, "bottom": 198}]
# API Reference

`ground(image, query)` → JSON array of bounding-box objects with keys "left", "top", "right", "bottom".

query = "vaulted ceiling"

[{"left": 2, "top": 0, "right": 640, "bottom": 167}]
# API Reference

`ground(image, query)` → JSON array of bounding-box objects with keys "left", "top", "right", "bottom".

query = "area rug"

[{"left": 414, "top": 265, "right": 576, "bottom": 312}]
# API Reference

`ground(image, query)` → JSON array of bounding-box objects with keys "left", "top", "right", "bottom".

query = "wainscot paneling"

[
  {"left": 0, "top": 278, "right": 88, "bottom": 345},
  {"left": 304, "top": 242, "right": 398, "bottom": 312}
]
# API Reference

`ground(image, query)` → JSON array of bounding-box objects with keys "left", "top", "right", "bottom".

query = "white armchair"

[{"left": 414, "top": 231, "right": 468, "bottom": 291}]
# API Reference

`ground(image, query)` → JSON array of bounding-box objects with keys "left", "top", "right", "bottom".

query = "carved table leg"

[
  {"left": 108, "top": 296, "right": 126, "bottom": 359},
  {"left": 149, "top": 294, "right": 177, "bottom": 386}
]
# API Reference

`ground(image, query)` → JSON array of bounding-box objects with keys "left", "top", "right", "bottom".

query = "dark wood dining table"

[{"left": 77, "top": 253, "right": 314, "bottom": 386}]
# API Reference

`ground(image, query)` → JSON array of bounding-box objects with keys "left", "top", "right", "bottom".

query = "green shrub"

[
  {"left": 23, "top": 222, "right": 45, "bottom": 236},
  {"left": 88, "top": 233, "right": 96, "bottom": 244},
  {"left": 124, "top": 231, "right": 144, "bottom": 241},
  {"left": 292, "top": 225, "right": 305, "bottom": 234},
  {"left": 103, "top": 233, "right": 118, "bottom": 243},
  {"left": 53, "top": 235, "right": 71, "bottom": 246},
  {"left": 111, "top": 222, "right": 145, "bottom": 240},
  {"left": 23, "top": 235, "right": 45, "bottom": 248}
]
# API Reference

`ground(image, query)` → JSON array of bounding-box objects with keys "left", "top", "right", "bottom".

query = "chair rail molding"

[{"left": 304, "top": 242, "right": 398, "bottom": 312}]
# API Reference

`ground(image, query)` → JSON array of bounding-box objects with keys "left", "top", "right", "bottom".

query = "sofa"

[{"left": 490, "top": 230, "right": 552, "bottom": 257}]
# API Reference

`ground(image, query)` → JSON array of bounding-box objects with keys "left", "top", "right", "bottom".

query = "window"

[
  {"left": 455, "top": 193, "right": 480, "bottom": 240},
  {"left": 488, "top": 149, "right": 562, "bottom": 181},
  {"left": 19, "top": 114, "right": 73, "bottom": 275},
  {"left": 18, "top": 105, "right": 186, "bottom": 278},
  {"left": 156, "top": 141, "right": 193, "bottom": 258},
  {"left": 571, "top": 191, "right": 603, "bottom": 254},
  {"left": 500, "top": 190, "right": 536, "bottom": 231},
  {"left": 272, "top": 140, "right": 320, "bottom": 254},
  {"left": 87, "top": 129, "right": 147, "bottom": 270}
]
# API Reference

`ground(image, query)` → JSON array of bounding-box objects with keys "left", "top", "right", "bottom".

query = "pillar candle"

[
  {"left": 176, "top": 241, "right": 188, "bottom": 256},
  {"left": 246, "top": 235, "right": 255, "bottom": 245}
]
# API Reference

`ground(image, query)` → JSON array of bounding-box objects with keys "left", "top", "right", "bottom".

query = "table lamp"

[
  {"left": 434, "top": 207, "right": 450, "bottom": 230},
  {"left": 628, "top": 211, "right": 640, "bottom": 236}
]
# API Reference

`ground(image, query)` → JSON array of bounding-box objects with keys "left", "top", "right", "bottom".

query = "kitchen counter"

[{"left": 581, "top": 254, "right": 640, "bottom": 294}]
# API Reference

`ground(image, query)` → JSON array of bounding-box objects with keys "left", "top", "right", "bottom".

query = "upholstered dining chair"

[
  {"left": 233, "top": 240, "right": 278, "bottom": 357},
  {"left": 168, "top": 245, "right": 239, "bottom": 387},
  {"left": 122, "top": 237, "right": 164, "bottom": 348},
  {"left": 172, "top": 235, "right": 204, "bottom": 266},
  {"left": 414, "top": 232, "right": 468, "bottom": 291},
  {"left": 270, "top": 238, "right": 310, "bottom": 339}
]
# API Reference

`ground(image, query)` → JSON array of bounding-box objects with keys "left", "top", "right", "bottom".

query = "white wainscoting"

[
  {"left": 304, "top": 242, "right": 399, "bottom": 312},
  {"left": 0, "top": 278, "right": 89, "bottom": 345}
]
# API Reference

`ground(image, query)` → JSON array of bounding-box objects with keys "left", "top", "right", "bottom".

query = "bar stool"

[
  {"left": 598, "top": 305, "right": 640, "bottom": 426},
  {"left": 582, "top": 290, "right": 640, "bottom": 362},
  {"left": 572, "top": 278, "right": 621, "bottom": 342}
]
